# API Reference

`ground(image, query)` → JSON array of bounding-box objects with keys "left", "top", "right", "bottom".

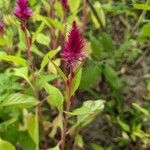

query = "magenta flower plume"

[
  {"left": 61, "top": 21, "right": 85, "bottom": 66},
  {"left": 14, "top": 0, "right": 32, "bottom": 21},
  {"left": 0, "top": 21, "right": 4, "bottom": 36},
  {"left": 61, "top": 0, "right": 68, "bottom": 11}
]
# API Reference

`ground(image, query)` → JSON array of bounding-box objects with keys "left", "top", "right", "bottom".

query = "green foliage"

[
  {"left": 0, "top": 93, "right": 38, "bottom": 108},
  {"left": 68, "top": 100, "right": 105, "bottom": 127},
  {"left": 103, "top": 65, "right": 121, "bottom": 90},
  {"left": 44, "top": 82, "right": 64, "bottom": 112},
  {"left": 0, "top": 138, "right": 15, "bottom": 150},
  {"left": 80, "top": 62, "right": 101, "bottom": 90},
  {"left": 71, "top": 68, "right": 82, "bottom": 95}
]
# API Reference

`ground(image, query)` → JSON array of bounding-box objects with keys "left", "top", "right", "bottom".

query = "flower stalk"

[
  {"left": 60, "top": 21, "right": 85, "bottom": 150},
  {"left": 61, "top": 67, "right": 74, "bottom": 150},
  {"left": 21, "top": 21, "right": 38, "bottom": 99}
]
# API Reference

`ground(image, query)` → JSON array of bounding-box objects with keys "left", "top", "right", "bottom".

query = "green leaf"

[
  {"left": 50, "top": 60, "right": 67, "bottom": 82},
  {"left": 133, "top": 3, "right": 150, "bottom": 10},
  {"left": 91, "top": 2, "right": 106, "bottom": 28},
  {"left": 92, "top": 144, "right": 104, "bottom": 150},
  {"left": 29, "top": 0, "right": 36, "bottom": 6},
  {"left": 31, "top": 44, "right": 44, "bottom": 57},
  {"left": 90, "top": 35, "right": 103, "bottom": 58},
  {"left": 0, "top": 55, "right": 27, "bottom": 66},
  {"left": 0, "top": 139, "right": 15, "bottom": 150},
  {"left": 44, "top": 17, "right": 64, "bottom": 31},
  {"left": 80, "top": 63, "right": 101, "bottom": 90},
  {"left": 117, "top": 117, "right": 130, "bottom": 132},
  {"left": 103, "top": 65, "right": 121, "bottom": 90},
  {"left": 100, "top": 32, "right": 113, "bottom": 52},
  {"left": 68, "top": 100, "right": 105, "bottom": 129},
  {"left": 32, "top": 22, "right": 46, "bottom": 43},
  {"left": 147, "top": 80, "right": 150, "bottom": 92},
  {"left": 76, "top": 134, "right": 84, "bottom": 149},
  {"left": 68, "top": 0, "right": 81, "bottom": 15},
  {"left": 68, "top": 100, "right": 105, "bottom": 116},
  {"left": 54, "top": 1, "right": 64, "bottom": 18},
  {"left": 132, "top": 103, "right": 149, "bottom": 116},
  {"left": 44, "top": 82, "right": 64, "bottom": 111},
  {"left": 140, "top": 23, "right": 150, "bottom": 38},
  {"left": 71, "top": 68, "right": 82, "bottom": 95},
  {"left": 115, "top": 40, "right": 131, "bottom": 59},
  {"left": 14, "top": 67, "right": 32, "bottom": 88},
  {"left": 36, "top": 33, "right": 50, "bottom": 46},
  {"left": 41, "top": 0, "right": 50, "bottom": 11},
  {"left": 18, "top": 28, "right": 26, "bottom": 50},
  {"left": 40, "top": 47, "right": 61, "bottom": 72},
  {"left": 0, "top": 37, "right": 7, "bottom": 46},
  {"left": 26, "top": 111, "right": 39, "bottom": 150},
  {"left": 0, "top": 93, "right": 38, "bottom": 108},
  {"left": 18, "top": 131, "right": 36, "bottom": 150},
  {"left": 38, "top": 73, "right": 59, "bottom": 88}
]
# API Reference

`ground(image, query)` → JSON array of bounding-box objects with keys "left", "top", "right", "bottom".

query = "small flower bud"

[{"left": 14, "top": 0, "right": 32, "bottom": 21}]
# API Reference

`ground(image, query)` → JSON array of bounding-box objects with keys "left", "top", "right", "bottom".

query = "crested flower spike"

[
  {"left": 61, "top": 0, "right": 68, "bottom": 11},
  {"left": 14, "top": 0, "right": 32, "bottom": 21},
  {"left": 61, "top": 21, "right": 85, "bottom": 67}
]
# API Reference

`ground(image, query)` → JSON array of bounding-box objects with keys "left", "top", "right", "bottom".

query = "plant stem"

[
  {"left": 61, "top": 67, "right": 74, "bottom": 150},
  {"left": 22, "top": 21, "right": 38, "bottom": 99},
  {"left": 22, "top": 21, "right": 40, "bottom": 149}
]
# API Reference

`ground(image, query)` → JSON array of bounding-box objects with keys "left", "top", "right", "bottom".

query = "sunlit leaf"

[
  {"left": 26, "top": 111, "right": 39, "bottom": 150},
  {"left": 117, "top": 117, "right": 130, "bottom": 132},
  {"left": 14, "top": 67, "right": 32, "bottom": 88},
  {"left": 0, "top": 139, "right": 15, "bottom": 150},
  {"left": 50, "top": 60, "right": 67, "bottom": 82},
  {"left": 71, "top": 68, "right": 82, "bottom": 95},
  {"left": 40, "top": 47, "right": 61, "bottom": 72},
  {"left": 36, "top": 33, "right": 50, "bottom": 46},
  {"left": 68, "top": 100, "right": 105, "bottom": 116},
  {"left": 0, "top": 55, "right": 27, "bottom": 66},
  {"left": 132, "top": 103, "right": 149, "bottom": 116},
  {"left": 44, "top": 82, "right": 64, "bottom": 111},
  {"left": 68, "top": 0, "right": 81, "bottom": 15},
  {"left": 0, "top": 93, "right": 38, "bottom": 108}
]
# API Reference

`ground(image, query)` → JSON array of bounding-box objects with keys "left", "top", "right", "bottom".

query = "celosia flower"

[
  {"left": 61, "top": 0, "right": 68, "bottom": 11},
  {"left": 0, "top": 21, "right": 4, "bottom": 36},
  {"left": 14, "top": 0, "right": 32, "bottom": 21},
  {"left": 61, "top": 21, "right": 85, "bottom": 66}
]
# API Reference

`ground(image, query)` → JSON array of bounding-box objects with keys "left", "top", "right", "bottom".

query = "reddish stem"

[
  {"left": 61, "top": 67, "right": 74, "bottom": 150},
  {"left": 22, "top": 21, "right": 38, "bottom": 99}
]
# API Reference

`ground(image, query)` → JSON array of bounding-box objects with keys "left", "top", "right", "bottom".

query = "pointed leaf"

[
  {"left": 0, "top": 93, "right": 39, "bottom": 108},
  {"left": 50, "top": 60, "right": 67, "bottom": 82},
  {"left": 26, "top": 111, "right": 39, "bottom": 150},
  {"left": 71, "top": 68, "right": 82, "bottom": 95},
  {"left": 44, "top": 82, "right": 64, "bottom": 111},
  {"left": 40, "top": 47, "right": 61, "bottom": 72}
]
